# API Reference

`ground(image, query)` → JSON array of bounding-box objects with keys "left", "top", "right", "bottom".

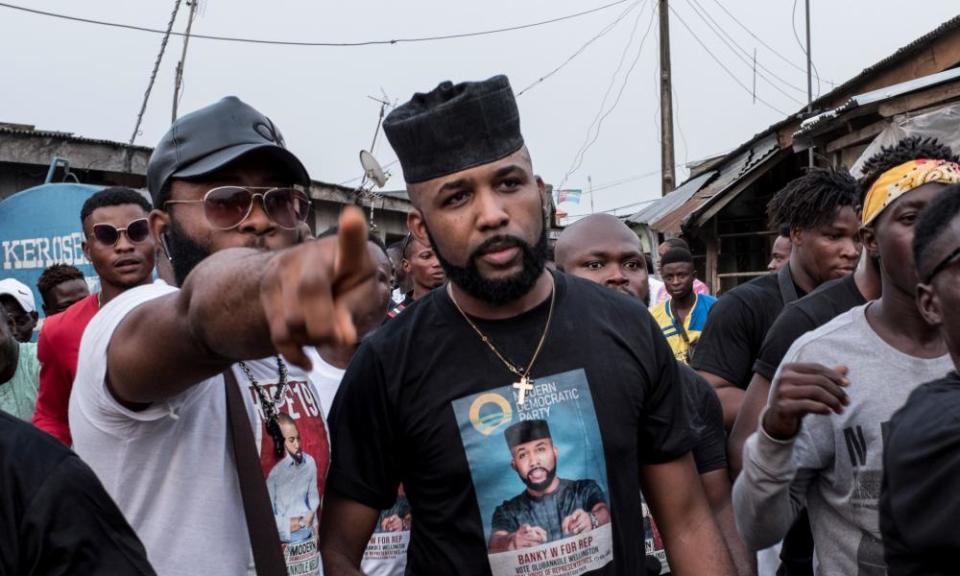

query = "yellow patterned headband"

[{"left": 862, "top": 159, "right": 960, "bottom": 226}]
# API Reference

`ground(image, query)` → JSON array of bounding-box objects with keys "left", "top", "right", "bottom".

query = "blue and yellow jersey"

[{"left": 650, "top": 293, "right": 717, "bottom": 364}]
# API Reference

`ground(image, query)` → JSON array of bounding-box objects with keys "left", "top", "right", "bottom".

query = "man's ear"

[
  {"left": 916, "top": 282, "right": 942, "bottom": 328},
  {"left": 861, "top": 225, "right": 880, "bottom": 260},
  {"left": 537, "top": 176, "right": 549, "bottom": 220},
  {"left": 150, "top": 209, "right": 172, "bottom": 257},
  {"left": 789, "top": 227, "right": 803, "bottom": 247},
  {"left": 29, "top": 311, "right": 38, "bottom": 322},
  {"left": 149, "top": 209, "right": 170, "bottom": 242},
  {"left": 407, "top": 209, "right": 429, "bottom": 247}
]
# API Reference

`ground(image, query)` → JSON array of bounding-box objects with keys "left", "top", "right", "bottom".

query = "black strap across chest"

[{"left": 223, "top": 368, "right": 286, "bottom": 576}]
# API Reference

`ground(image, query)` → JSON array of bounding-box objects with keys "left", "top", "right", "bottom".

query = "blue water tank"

[{"left": 0, "top": 182, "right": 104, "bottom": 316}]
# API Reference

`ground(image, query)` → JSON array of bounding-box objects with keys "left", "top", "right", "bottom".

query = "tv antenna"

[{"left": 353, "top": 91, "right": 395, "bottom": 230}]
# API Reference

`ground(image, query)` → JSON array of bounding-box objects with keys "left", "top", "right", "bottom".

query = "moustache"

[
  {"left": 470, "top": 235, "right": 528, "bottom": 261},
  {"left": 526, "top": 466, "right": 548, "bottom": 479}
]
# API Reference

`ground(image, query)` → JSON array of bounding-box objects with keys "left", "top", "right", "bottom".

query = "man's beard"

[
  {"left": 522, "top": 464, "right": 557, "bottom": 492},
  {"left": 289, "top": 448, "right": 304, "bottom": 465},
  {"left": 165, "top": 219, "right": 212, "bottom": 287},
  {"left": 427, "top": 224, "right": 548, "bottom": 306}
]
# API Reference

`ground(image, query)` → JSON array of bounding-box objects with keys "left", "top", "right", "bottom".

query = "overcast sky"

[{"left": 1, "top": 1, "right": 957, "bottom": 217}]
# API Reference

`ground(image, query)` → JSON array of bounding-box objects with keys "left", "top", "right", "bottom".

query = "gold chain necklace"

[{"left": 447, "top": 278, "right": 556, "bottom": 406}]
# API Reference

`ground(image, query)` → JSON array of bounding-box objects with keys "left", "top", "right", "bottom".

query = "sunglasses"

[
  {"left": 924, "top": 245, "right": 960, "bottom": 284},
  {"left": 92, "top": 218, "right": 151, "bottom": 246},
  {"left": 165, "top": 186, "right": 311, "bottom": 231}
]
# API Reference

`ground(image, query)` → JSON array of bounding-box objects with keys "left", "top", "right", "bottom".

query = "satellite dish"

[{"left": 359, "top": 150, "right": 388, "bottom": 188}]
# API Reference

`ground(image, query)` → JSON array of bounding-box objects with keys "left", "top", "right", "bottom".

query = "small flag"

[{"left": 557, "top": 189, "right": 582, "bottom": 205}]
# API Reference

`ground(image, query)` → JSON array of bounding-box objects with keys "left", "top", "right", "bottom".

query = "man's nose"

[
  {"left": 237, "top": 195, "right": 275, "bottom": 235},
  {"left": 475, "top": 189, "right": 509, "bottom": 232},
  {"left": 605, "top": 270, "right": 628, "bottom": 286}
]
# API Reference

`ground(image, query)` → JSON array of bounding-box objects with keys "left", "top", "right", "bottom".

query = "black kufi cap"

[
  {"left": 383, "top": 75, "right": 524, "bottom": 184},
  {"left": 504, "top": 419, "right": 552, "bottom": 449}
]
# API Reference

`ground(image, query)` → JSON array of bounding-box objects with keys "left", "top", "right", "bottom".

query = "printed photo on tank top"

[
  {"left": 452, "top": 368, "right": 613, "bottom": 576},
  {"left": 642, "top": 499, "right": 669, "bottom": 574},
  {"left": 245, "top": 372, "right": 330, "bottom": 576},
  {"left": 361, "top": 485, "right": 411, "bottom": 576}
]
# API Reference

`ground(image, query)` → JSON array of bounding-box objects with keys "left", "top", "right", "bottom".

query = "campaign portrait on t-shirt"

[
  {"left": 246, "top": 373, "right": 329, "bottom": 575},
  {"left": 361, "top": 486, "right": 412, "bottom": 576},
  {"left": 452, "top": 368, "right": 613, "bottom": 576}
]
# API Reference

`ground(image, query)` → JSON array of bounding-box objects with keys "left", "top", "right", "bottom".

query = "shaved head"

[
  {"left": 555, "top": 214, "right": 649, "bottom": 303},
  {"left": 555, "top": 214, "right": 639, "bottom": 264}
]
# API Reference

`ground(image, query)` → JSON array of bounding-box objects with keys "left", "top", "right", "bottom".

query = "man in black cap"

[
  {"left": 70, "top": 96, "right": 377, "bottom": 576},
  {"left": 488, "top": 420, "right": 610, "bottom": 552},
  {"left": 320, "top": 76, "right": 734, "bottom": 576}
]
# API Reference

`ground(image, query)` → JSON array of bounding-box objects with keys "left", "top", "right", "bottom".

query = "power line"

[
  {"left": 0, "top": 0, "right": 630, "bottom": 47},
  {"left": 687, "top": 0, "right": 807, "bottom": 95},
  {"left": 708, "top": 0, "right": 834, "bottom": 86},
  {"left": 126, "top": 0, "right": 182, "bottom": 165},
  {"left": 673, "top": 88, "right": 689, "bottom": 167},
  {"left": 560, "top": 2, "right": 649, "bottom": 188},
  {"left": 171, "top": 0, "right": 199, "bottom": 122},
  {"left": 560, "top": 0, "right": 657, "bottom": 190},
  {"left": 681, "top": 0, "right": 804, "bottom": 105},
  {"left": 590, "top": 168, "right": 662, "bottom": 192},
  {"left": 563, "top": 196, "right": 659, "bottom": 220},
  {"left": 517, "top": 1, "right": 642, "bottom": 97},
  {"left": 668, "top": 4, "right": 789, "bottom": 116}
]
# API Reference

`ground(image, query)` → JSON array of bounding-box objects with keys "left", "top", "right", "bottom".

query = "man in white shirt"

[{"left": 69, "top": 96, "right": 378, "bottom": 576}]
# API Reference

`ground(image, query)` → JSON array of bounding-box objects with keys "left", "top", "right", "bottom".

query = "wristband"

[{"left": 759, "top": 406, "right": 799, "bottom": 444}]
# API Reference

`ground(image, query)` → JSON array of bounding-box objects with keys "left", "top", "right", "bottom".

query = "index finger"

[
  {"left": 333, "top": 206, "right": 373, "bottom": 291},
  {"left": 784, "top": 362, "right": 849, "bottom": 386}
]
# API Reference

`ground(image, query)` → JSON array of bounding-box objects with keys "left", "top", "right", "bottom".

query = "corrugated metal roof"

[
  {"left": 626, "top": 171, "right": 714, "bottom": 225},
  {"left": 795, "top": 67, "right": 960, "bottom": 138},
  {"left": 651, "top": 132, "right": 780, "bottom": 234},
  {"left": 0, "top": 125, "right": 153, "bottom": 152},
  {"left": 806, "top": 15, "right": 960, "bottom": 114}
]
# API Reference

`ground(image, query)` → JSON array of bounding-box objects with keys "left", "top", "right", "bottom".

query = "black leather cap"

[{"left": 147, "top": 96, "right": 310, "bottom": 204}]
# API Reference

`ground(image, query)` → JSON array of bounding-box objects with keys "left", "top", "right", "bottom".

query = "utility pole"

[
  {"left": 805, "top": 0, "right": 814, "bottom": 167},
  {"left": 658, "top": 0, "right": 676, "bottom": 196},
  {"left": 172, "top": 0, "right": 199, "bottom": 123}
]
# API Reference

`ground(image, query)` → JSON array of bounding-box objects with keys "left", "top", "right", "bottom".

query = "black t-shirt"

[
  {"left": 327, "top": 272, "right": 694, "bottom": 576},
  {"left": 880, "top": 372, "right": 960, "bottom": 576},
  {"left": 690, "top": 272, "right": 804, "bottom": 389},
  {"left": 753, "top": 274, "right": 867, "bottom": 381},
  {"left": 679, "top": 365, "right": 726, "bottom": 474},
  {"left": 0, "top": 411, "right": 155, "bottom": 575}
]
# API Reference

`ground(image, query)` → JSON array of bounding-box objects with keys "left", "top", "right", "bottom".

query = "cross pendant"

[{"left": 513, "top": 376, "right": 534, "bottom": 406}]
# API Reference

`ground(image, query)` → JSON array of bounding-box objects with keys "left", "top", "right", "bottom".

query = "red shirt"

[{"left": 33, "top": 294, "right": 99, "bottom": 445}]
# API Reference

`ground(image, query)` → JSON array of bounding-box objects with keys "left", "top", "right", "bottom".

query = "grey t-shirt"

[{"left": 733, "top": 304, "right": 953, "bottom": 576}]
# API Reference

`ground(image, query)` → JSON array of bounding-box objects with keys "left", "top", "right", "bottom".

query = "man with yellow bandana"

[{"left": 734, "top": 137, "right": 960, "bottom": 575}]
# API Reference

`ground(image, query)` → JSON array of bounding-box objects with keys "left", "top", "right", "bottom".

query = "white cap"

[{"left": 0, "top": 278, "right": 36, "bottom": 314}]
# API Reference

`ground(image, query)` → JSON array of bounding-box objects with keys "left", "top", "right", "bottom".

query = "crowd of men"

[{"left": 1, "top": 74, "right": 959, "bottom": 576}]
